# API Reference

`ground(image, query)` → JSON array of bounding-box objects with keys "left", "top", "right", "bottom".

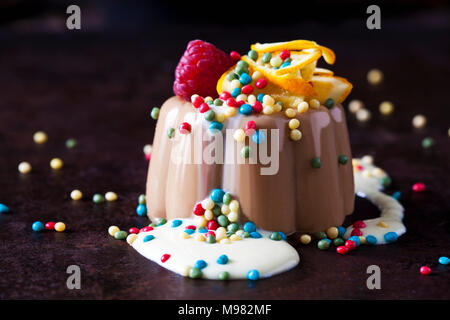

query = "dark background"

[{"left": 0, "top": 0, "right": 449, "bottom": 299}]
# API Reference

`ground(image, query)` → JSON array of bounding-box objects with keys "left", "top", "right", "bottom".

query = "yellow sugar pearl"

[
  {"left": 204, "top": 209, "right": 214, "bottom": 220},
  {"left": 143, "top": 144, "right": 152, "bottom": 155},
  {"left": 229, "top": 200, "right": 239, "bottom": 212},
  {"left": 263, "top": 95, "right": 275, "bottom": 106},
  {"left": 348, "top": 100, "right": 364, "bottom": 113},
  {"left": 412, "top": 114, "right": 427, "bottom": 129},
  {"left": 297, "top": 101, "right": 309, "bottom": 113},
  {"left": 105, "top": 191, "right": 118, "bottom": 202},
  {"left": 108, "top": 226, "right": 120, "bottom": 236},
  {"left": 367, "top": 68, "right": 383, "bottom": 85},
  {"left": 54, "top": 222, "right": 66, "bottom": 232},
  {"left": 270, "top": 56, "right": 283, "bottom": 68},
  {"left": 126, "top": 233, "right": 138, "bottom": 245},
  {"left": 263, "top": 106, "right": 274, "bottom": 115},
  {"left": 251, "top": 71, "right": 262, "bottom": 81},
  {"left": 220, "top": 238, "right": 231, "bottom": 244},
  {"left": 197, "top": 216, "right": 208, "bottom": 228},
  {"left": 191, "top": 94, "right": 199, "bottom": 103},
  {"left": 50, "top": 158, "right": 64, "bottom": 170},
  {"left": 18, "top": 161, "right": 32, "bottom": 174},
  {"left": 248, "top": 94, "right": 256, "bottom": 104},
  {"left": 326, "top": 227, "right": 339, "bottom": 239},
  {"left": 236, "top": 94, "right": 248, "bottom": 102},
  {"left": 227, "top": 211, "right": 238, "bottom": 223},
  {"left": 372, "top": 168, "right": 384, "bottom": 177},
  {"left": 377, "top": 221, "right": 389, "bottom": 228},
  {"left": 221, "top": 204, "right": 230, "bottom": 215},
  {"left": 359, "top": 236, "right": 367, "bottom": 245},
  {"left": 273, "top": 103, "right": 282, "bottom": 113},
  {"left": 290, "top": 129, "right": 302, "bottom": 141},
  {"left": 379, "top": 101, "right": 394, "bottom": 115},
  {"left": 201, "top": 198, "right": 215, "bottom": 210},
  {"left": 182, "top": 265, "right": 191, "bottom": 277},
  {"left": 70, "top": 189, "right": 83, "bottom": 200},
  {"left": 33, "top": 131, "right": 48, "bottom": 144},
  {"left": 225, "top": 107, "right": 237, "bottom": 118},
  {"left": 230, "top": 79, "right": 241, "bottom": 89},
  {"left": 180, "top": 232, "right": 191, "bottom": 239},
  {"left": 288, "top": 119, "right": 300, "bottom": 130},
  {"left": 215, "top": 227, "right": 227, "bottom": 241},
  {"left": 215, "top": 112, "right": 226, "bottom": 123},
  {"left": 356, "top": 108, "right": 371, "bottom": 122},
  {"left": 309, "top": 99, "right": 320, "bottom": 109},
  {"left": 204, "top": 96, "right": 213, "bottom": 103},
  {"left": 300, "top": 234, "right": 311, "bottom": 244},
  {"left": 233, "top": 129, "right": 246, "bottom": 142},
  {"left": 285, "top": 108, "right": 296, "bottom": 118},
  {"left": 195, "top": 234, "right": 206, "bottom": 242},
  {"left": 361, "top": 155, "right": 374, "bottom": 164},
  {"left": 230, "top": 234, "right": 241, "bottom": 241}
]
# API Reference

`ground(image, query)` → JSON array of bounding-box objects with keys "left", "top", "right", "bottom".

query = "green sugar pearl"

[
  {"left": 422, "top": 137, "right": 435, "bottom": 149},
  {"left": 214, "top": 98, "right": 223, "bottom": 106},
  {"left": 150, "top": 107, "right": 160, "bottom": 120},
  {"left": 204, "top": 110, "right": 215, "bottom": 122},
  {"left": 270, "top": 232, "right": 282, "bottom": 241},
  {"left": 380, "top": 176, "right": 392, "bottom": 188},
  {"left": 333, "top": 238, "right": 345, "bottom": 246},
  {"left": 338, "top": 154, "right": 348, "bottom": 165},
  {"left": 226, "top": 72, "right": 239, "bottom": 81},
  {"left": 92, "top": 194, "right": 105, "bottom": 203},
  {"left": 223, "top": 193, "right": 231, "bottom": 205},
  {"left": 235, "top": 65, "right": 249, "bottom": 75},
  {"left": 311, "top": 157, "right": 322, "bottom": 168},
  {"left": 236, "top": 60, "right": 249, "bottom": 69},
  {"left": 227, "top": 223, "right": 239, "bottom": 233},
  {"left": 189, "top": 267, "right": 202, "bottom": 279},
  {"left": 261, "top": 52, "right": 272, "bottom": 63},
  {"left": 167, "top": 127, "right": 175, "bottom": 139},
  {"left": 317, "top": 239, "right": 331, "bottom": 250},
  {"left": 206, "top": 234, "right": 216, "bottom": 244},
  {"left": 324, "top": 98, "right": 335, "bottom": 109},
  {"left": 218, "top": 215, "right": 229, "bottom": 227},
  {"left": 65, "top": 138, "right": 77, "bottom": 149},
  {"left": 248, "top": 50, "right": 258, "bottom": 61},
  {"left": 213, "top": 205, "right": 222, "bottom": 217},
  {"left": 114, "top": 230, "right": 128, "bottom": 240},
  {"left": 241, "top": 231, "right": 250, "bottom": 238},
  {"left": 157, "top": 218, "right": 167, "bottom": 226},
  {"left": 138, "top": 194, "right": 146, "bottom": 205},
  {"left": 219, "top": 271, "right": 230, "bottom": 280},
  {"left": 241, "top": 146, "right": 250, "bottom": 158}
]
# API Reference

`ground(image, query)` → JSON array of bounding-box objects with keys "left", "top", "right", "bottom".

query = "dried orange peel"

[{"left": 310, "top": 75, "right": 353, "bottom": 104}]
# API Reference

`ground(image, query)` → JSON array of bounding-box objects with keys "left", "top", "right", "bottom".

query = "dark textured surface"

[{"left": 0, "top": 19, "right": 449, "bottom": 299}]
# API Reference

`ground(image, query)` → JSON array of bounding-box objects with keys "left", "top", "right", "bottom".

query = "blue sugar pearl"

[
  {"left": 243, "top": 222, "right": 256, "bottom": 233},
  {"left": 239, "top": 73, "right": 252, "bottom": 85},
  {"left": 348, "top": 236, "right": 361, "bottom": 246},
  {"left": 136, "top": 204, "right": 147, "bottom": 216},
  {"left": 209, "top": 121, "right": 223, "bottom": 132},
  {"left": 279, "top": 231, "right": 287, "bottom": 241},
  {"left": 217, "top": 254, "right": 229, "bottom": 265},
  {"left": 198, "top": 228, "right": 207, "bottom": 233},
  {"left": 239, "top": 104, "right": 253, "bottom": 115},
  {"left": 32, "top": 221, "right": 44, "bottom": 232},
  {"left": 280, "top": 61, "right": 291, "bottom": 68},
  {"left": 247, "top": 269, "right": 260, "bottom": 280},
  {"left": 143, "top": 235, "right": 155, "bottom": 242},
  {"left": 231, "top": 87, "right": 241, "bottom": 98},
  {"left": 384, "top": 232, "right": 398, "bottom": 243},
  {"left": 210, "top": 189, "right": 225, "bottom": 203},
  {"left": 438, "top": 256, "right": 449, "bottom": 265},
  {"left": 172, "top": 220, "right": 182, "bottom": 228},
  {"left": 0, "top": 203, "right": 10, "bottom": 213},
  {"left": 184, "top": 229, "right": 195, "bottom": 235},
  {"left": 251, "top": 130, "right": 266, "bottom": 144},
  {"left": 392, "top": 191, "right": 401, "bottom": 200},
  {"left": 257, "top": 93, "right": 265, "bottom": 103},
  {"left": 250, "top": 231, "right": 262, "bottom": 239},
  {"left": 195, "top": 260, "right": 207, "bottom": 270},
  {"left": 366, "top": 235, "right": 378, "bottom": 245},
  {"left": 337, "top": 226, "right": 346, "bottom": 237}
]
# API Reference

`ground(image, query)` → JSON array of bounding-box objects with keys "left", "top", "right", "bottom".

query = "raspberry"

[{"left": 173, "top": 40, "right": 234, "bottom": 101}]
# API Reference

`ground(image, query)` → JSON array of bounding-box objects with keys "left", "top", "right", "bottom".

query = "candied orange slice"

[
  {"left": 313, "top": 68, "right": 334, "bottom": 76},
  {"left": 310, "top": 75, "right": 353, "bottom": 104},
  {"left": 251, "top": 40, "right": 318, "bottom": 53}
]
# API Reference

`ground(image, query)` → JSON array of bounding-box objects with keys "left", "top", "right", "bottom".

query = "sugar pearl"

[
  {"left": 263, "top": 95, "right": 275, "bottom": 106},
  {"left": 309, "top": 99, "right": 320, "bottom": 109},
  {"left": 229, "top": 200, "right": 239, "bottom": 212},
  {"left": 230, "top": 79, "right": 241, "bottom": 89},
  {"left": 126, "top": 233, "right": 138, "bottom": 245},
  {"left": 289, "top": 119, "right": 300, "bottom": 130},
  {"left": 70, "top": 189, "right": 83, "bottom": 200},
  {"left": 204, "top": 210, "right": 213, "bottom": 220},
  {"left": 201, "top": 198, "right": 215, "bottom": 210},
  {"left": 300, "top": 234, "right": 311, "bottom": 244},
  {"left": 108, "top": 226, "right": 120, "bottom": 236},
  {"left": 367, "top": 68, "right": 383, "bottom": 85},
  {"left": 225, "top": 107, "right": 237, "bottom": 118},
  {"left": 197, "top": 216, "right": 208, "bottom": 228},
  {"left": 273, "top": 103, "right": 282, "bottom": 112},
  {"left": 263, "top": 106, "right": 274, "bottom": 115},
  {"left": 247, "top": 95, "right": 256, "bottom": 104},
  {"left": 348, "top": 100, "right": 364, "bottom": 113},
  {"left": 356, "top": 108, "right": 371, "bottom": 122},
  {"left": 33, "top": 131, "right": 48, "bottom": 144},
  {"left": 290, "top": 129, "right": 302, "bottom": 141},
  {"left": 251, "top": 71, "right": 262, "bottom": 80},
  {"left": 233, "top": 129, "right": 246, "bottom": 142},
  {"left": 236, "top": 94, "right": 248, "bottom": 102},
  {"left": 105, "top": 191, "right": 118, "bottom": 202},
  {"left": 379, "top": 101, "right": 394, "bottom": 115},
  {"left": 50, "top": 158, "right": 63, "bottom": 170},
  {"left": 285, "top": 108, "right": 296, "bottom": 118},
  {"left": 54, "top": 222, "right": 66, "bottom": 232},
  {"left": 227, "top": 211, "right": 238, "bottom": 223},
  {"left": 220, "top": 238, "right": 231, "bottom": 244},
  {"left": 412, "top": 114, "right": 427, "bottom": 129},
  {"left": 361, "top": 155, "right": 374, "bottom": 164},
  {"left": 143, "top": 144, "right": 152, "bottom": 155},
  {"left": 18, "top": 161, "right": 32, "bottom": 174},
  {"left": 221, "top": 204, "right": 230, "bottom": 215},
  {"left": 297, "top": 101, "right": 309, "bottom": 113}
]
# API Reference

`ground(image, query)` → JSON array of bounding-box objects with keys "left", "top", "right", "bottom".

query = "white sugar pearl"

[
  {"left": 356, "top": 108, "right": 371, "bottom": 122},
  {"left": 348, "top": 100, "right": 364, "bottom": 113},
  {"left": 367, "top": 69, "right": 383, "bottom": 85},
  {"left": 412, "top": 114, "right": 427, "bottom": 129},
  {"left": 70, "top": 189, "right": 83, "bottom": 200},
  {"left": 33, "top": 131, "right": 48, "bottom": 144},
  {"left": 18, "top": 162, "right": 32, "bottom": 174},
  {"left": 105, "top": 191, "right": 118, "bottom": 202}
]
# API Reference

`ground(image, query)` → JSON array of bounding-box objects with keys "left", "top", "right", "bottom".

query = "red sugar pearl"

[
  {"left": 355, "top": 165, "right": 364, "bottom": 172},
  {"left": 185, "top": 225, "right": 197, "bottom": 230},
  {"left": 161, "top": 254, "right": 171, "bottom": 263},
  {"left": 255, "top": 78, "right": 268, "bottom": 89},
  {"left": 345, "top": 240, "right": 357, "bottom": 251},
  {"left": 280, "top": 49, "right": 290, "bottom": 60},
  {"left": 241, "top": 85, "right": 254, "bottom": 94},
  {"left": 145, "top": 153, "right": 151, "bottom": 161},
  {"left": 192, "top": 96, "right": 204, "bottom": 108},
  {"left": 220, "top": 91, "right": 231, "bottom": 100},
  {"left": 353, "top": 220, "right": 366, "bottom": 228},
  {"left": 205, "top": 231, "right": 216, "bottom": 238},
  {"left": 412, "top": 182, "right": 426, "bottom": 192},
  {"left": 420, "top": 266, "right": 431, "bottom": 275},
  {"left": 193, "top": 203, "right": 205, "bottom": 216},
  {"left": 226, "top": 97, "right": 238, "bottom": 108},
  {"left": 45, "top": 222, "right": 56, "bottom": 230},
  {"left": 236, "top": 100, "right": 245, "bottom": 107},
  {"left": 207, "top": 220, "right": 219, "bottom": 231},
  {"left": 245, "top": 121, "right": 256, "bottom": 135},
  {"left": 230, "top": 51, "right": 241, "bottom": 61},
  {"left": 179, "top": 122, "right": 191, "bottom": 134},
  {"left": 336, "top": 246, "right": 349, "bottom": 255},
  {"left": 129, "top": 227, "right": 139, "bottom": 234},
  {"left": 199, "top": 103, "right": 210, "bottom": 113},
  {"left": 351, "top": 228, "right": 363, "bottom": 236},
  {"left": 140, "top": 226, "right": 154, "bottom": 232},
  {"left": 252, "top": 101, "right": 263, "bottom": 113}
]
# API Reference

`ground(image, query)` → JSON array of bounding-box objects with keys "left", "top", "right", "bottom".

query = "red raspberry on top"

[{"left": 173, "top": 40, "right": 234, "bottom": 101}]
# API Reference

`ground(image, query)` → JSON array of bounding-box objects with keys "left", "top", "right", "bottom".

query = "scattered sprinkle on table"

[
  {"left": 33, "top": 131, "right": 48, "bottom": 144},
  {"left": 50, "top": 158, "right": 64, "bottom": 170},
  {"left": 348, "top": 100, "right": 364, "bottom": 113},
  {"left": 32, "top": 221, "right": 44, "bottom": 232},
  {"left": 93, "top": 194, "right": 105, "bottom": 203},
  {"left": 54, "top": 222, "right": 66, "bottom": 232},
  {"left": 0, "top": 203, "right": 11, "bottom": 213},
  {"left": 18, "top": 161, "right": 32, "bottom": 174},
  {"left": 419, "top": 266, "right": 431, "bottom": 275},
  {"left": 356, "top": 108, "right": 371, "bottom": 122},
  {"left": 65, "top": 138, "right": 77, "bottom": 149},
  {"left": 70, "top": 189, "right": 83, "bottom": 200},
  {"left": 379, "top": 101, "right": 394, "bottom": 115},
  {"left": 105, "top": 191, "right": 118, "bottom": 202},
  {"left": 108, "top": 226, "right": 120, "bottom": 236},
  {"left": 412, "top": 114, "right": 426, "bottom": 129},
  {"left": 367, "top": 68, "right": 383, "bottom": 85}
]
